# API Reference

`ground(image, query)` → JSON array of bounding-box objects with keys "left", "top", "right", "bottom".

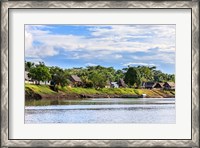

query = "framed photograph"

[{"left": 1, "top": 1, "right": 199, "bottom": 147}]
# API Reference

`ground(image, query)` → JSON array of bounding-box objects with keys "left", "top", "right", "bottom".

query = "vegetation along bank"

[
  {"left": 25, "top": 84, "right": 175, "bottom": 100},
  {"left": 25, "top": 61, "right": 175, "bottom": 100}
]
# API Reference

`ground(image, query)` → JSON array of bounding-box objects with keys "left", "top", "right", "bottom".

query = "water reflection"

[{"left": 25, "top": 98, "right": 175, "bottom": 124}]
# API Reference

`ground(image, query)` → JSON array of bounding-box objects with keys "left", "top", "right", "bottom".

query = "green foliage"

[
  {"left": 25, "top": 61, "right": 175, "bottom": 88},
  {"left": 124, "top": 67, "right": 142, "bottom": 88},
  {"left": 89, "top": 71, "right": 107, "bottom": 88},
  {"left": 25, "top": 84, "right": 175, "bottom": 103},
  {"left": 25, "top": 61, "right": 35, "bottom": 72},
  {"left": 49, "top": 66, "right": 70, "bottom": 87},
  {"left": 137, "top": 66, "right": 154, "bottom": 82},
  {"left": 25, "top": 83, "right": 57, "bottom": 94},
  {"left": 28, "top": 62, "right": 51, "bottom": 84}
]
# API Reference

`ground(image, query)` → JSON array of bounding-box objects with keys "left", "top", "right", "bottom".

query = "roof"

[
  {"left": 158, "top": 82, "right": 164, "bottom": 86},
  {"left": 164, "top": 82, "right": 175, "bottom": 87},
  {"left": 110, "top": 82, "right": 119, "bottom": 87},
  {"left": 111, "top": 82, "right": 118, "bottom": 85},
  {"left": 154, "top": 82, "right": 164, "bottom": 88},
  {"left": 145, "top": 82, "right": 156, "bottom": 87},
  {"left": 70, "top": 75, "right": 82, "bottom": 82}
]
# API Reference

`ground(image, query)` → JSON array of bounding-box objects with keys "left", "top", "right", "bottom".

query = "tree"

[
  {"left": 80, "top": 75, "right": 93, "bottom": 88},
  {"left": 28, "top": 63, "right": 51, "bottom": 84},
  {"left": 137, "top": 66, "right": 153, "bottom": 82},
  {"left": 124, "top": 67, "right": 142, "bottom": 88},
  {"left": 49, "top": 67, "right": 70, "bottom": 87},
  {"left": 89, "top": 71, "right": 107, "bottom": 88},
  {"left": 25, "top": 61, "right": 34, "bottom": 72},
  {"left": 114, "top": 70, "right": 124, "bottom": 82}
]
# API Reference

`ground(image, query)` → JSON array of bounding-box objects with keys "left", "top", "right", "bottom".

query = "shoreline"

[
  {"left": 25, "top": 90, "right": 175, "bottom": 100},
  {"left": 25, "top": 84, "right": 175, "bottom": 101}
]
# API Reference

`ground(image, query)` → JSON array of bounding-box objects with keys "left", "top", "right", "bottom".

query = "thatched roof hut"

[
  {"left": 70, "top": 75, "right": 82, "bottom": 82},
  {"left": 69, "top": 75, "right": 82, "bottom": 87},
  {"left": 144, "top": 82, "right": 156, "bottom": 89},
  {"left": 163, "top": 82, "right": 175, "bottom": 89},
  {"left": 154, "top": 82, "right": 164, "bottom": 89}
]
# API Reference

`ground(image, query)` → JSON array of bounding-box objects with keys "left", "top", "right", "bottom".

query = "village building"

[
  {"left": 69, "top": 75, "right": 82, "bottom": 87},
  {"left": 110, "top": 82, "right": 119, "bottom": 88},
  {"left": 144, "top": 82, "right": 156, "bottom": 89},
  {"left": 154, "top": 82, "right": 164, "bottom": 89},
  {"left": 40, "top": 81, "right": 51, "bottom": 85},
  {"left": 142, "top": 82, "right": 175, "bottom": 90},
  {"left": 163, "top": 82, "right": 175, "bottom": 90},
  {"left": 25, "top": 71, "right": 50, "bottom": 85},
  {"left": 118, "top": 78, "right": 126, "bottom": 87}
]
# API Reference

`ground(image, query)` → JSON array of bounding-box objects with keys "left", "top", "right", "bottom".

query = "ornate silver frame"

[{"left": 1, "top": 1, "right": 199, "bottom": 147}]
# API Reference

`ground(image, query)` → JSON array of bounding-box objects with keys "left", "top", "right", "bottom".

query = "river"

[{"left": 25, "top": 98, "right": 175, "bottom": 124}]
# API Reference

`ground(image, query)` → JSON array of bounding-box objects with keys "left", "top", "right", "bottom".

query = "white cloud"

[
  {"left": 25, "top": 30, "right": 33, "bottom": 51},
  {"left": 25, "top": 45, "right": 59, "bottom": 58},
  {"left": 25, "top": 25, "right": 175, "bottom": 65},
  {"left": 87, "top": 25, "right": 175, "bottom": 53},
  {"left": 113, "top": 54, "right": 123, "bottom": 59},
  {"left": 25, "top": 58, "right": 44, "bottom": 65},
  {"left": 25, "top": 25, "right": 59, "bottom": 58},
  {"left": 85, "top": 63, "right": 97, "bottom": 66},
  {"left": 123, "top": 62, "right": 156, "bottom": 67},
  {"left": 132, "top": 53, "right": 175, "bottom": 64}
]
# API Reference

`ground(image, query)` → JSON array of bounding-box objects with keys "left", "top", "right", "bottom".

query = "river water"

[{"left": 25, "top": 98, "right": 175, "bottom": 124}]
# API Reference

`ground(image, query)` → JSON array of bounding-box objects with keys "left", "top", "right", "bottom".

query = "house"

[
  {"left": 25, "top": 71, "right": 50, "bottom": 85},
  {"left": 110, "top": 82, "right": 119, "bottom": 88},
  {"left": 163, "top": 82, "right": 175, "bottom": 90},
  {"left": 154, "top": 82, "right": 164, "bottom": 89},
  {"left": 118, "top": 78, "right": 126, "bottom": 87},
  {"left": 69, "top": 75, "right": 82, "bottom": 87},
  {"left": 144, "top": 82, "right": 156, "bottom": 89},
  {"left": 25, "top": 71, "right": 33, "bottom": 84},
  {"left": 40, "top": 81, "right": 50, "bottom": 85}
]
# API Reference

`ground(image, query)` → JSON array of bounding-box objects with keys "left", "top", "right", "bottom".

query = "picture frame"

[{"left": 1, "top": 0, "right": 199, "bottom": 147}]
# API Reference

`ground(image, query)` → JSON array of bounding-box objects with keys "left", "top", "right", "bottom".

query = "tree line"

[{"left": 25, "top": 61, "right": 175, "bottom": 88}]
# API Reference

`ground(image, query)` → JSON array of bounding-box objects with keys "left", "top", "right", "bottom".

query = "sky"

[{"left": 25, "top": 24, "right": 175, "bottom": 74}]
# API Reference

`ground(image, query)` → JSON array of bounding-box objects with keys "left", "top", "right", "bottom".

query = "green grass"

[
  {"left": 139, "top": 89, "right": 161, "bottom": 97},
  {"left": 25, "top": 83, "right": 57, "bottom": 95},
  {"left": 25, "top": 84, "right": 175, "bottom": 97},
  {"left": 163, "top": 90, "right": 175, "bottom": 95},
  {"left": 70, "top": 87, "right": 99, "bottom": 94}
]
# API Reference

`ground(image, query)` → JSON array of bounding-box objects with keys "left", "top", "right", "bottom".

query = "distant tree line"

[{"left": 25, "top": 61, "right": 175, "bottom": 88}]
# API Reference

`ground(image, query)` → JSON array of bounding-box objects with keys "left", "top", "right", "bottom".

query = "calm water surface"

[{"left": 25, "top": 98, "right": 175, "bottom": 124}]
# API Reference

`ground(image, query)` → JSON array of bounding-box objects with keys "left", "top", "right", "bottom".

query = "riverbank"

[{"left": 25, "top": 84, "right": 175, "bottom": 100}]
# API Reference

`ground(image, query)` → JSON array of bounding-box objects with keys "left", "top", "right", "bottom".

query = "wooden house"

[
  {"left": 154, "top": 82, "right": 164, "bottom": 89},
  {"left": 144, "top": 82, "right": 156, "bottom": 89},
  {"left": 118, "top": 78, "right": 126, "bottom": 87},
  {"left": 69, "top": 75, "right": 82, "bottom": 87},
  {"left": 163, "top": 82, "right": 175, "bottom": 90}
]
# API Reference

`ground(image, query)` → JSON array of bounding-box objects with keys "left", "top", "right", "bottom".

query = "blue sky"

[{"left": 25, "top": 25, "right": 175, "bottom": 74}]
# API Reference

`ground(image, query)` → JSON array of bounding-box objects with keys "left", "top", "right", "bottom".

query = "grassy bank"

[{"left": 25, "top": 83, "right": 175, "bottom": 99}]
